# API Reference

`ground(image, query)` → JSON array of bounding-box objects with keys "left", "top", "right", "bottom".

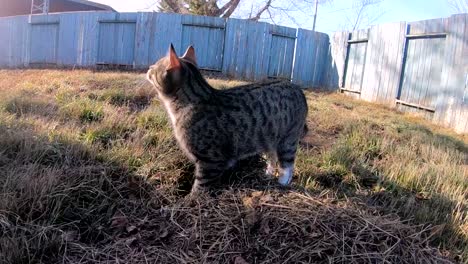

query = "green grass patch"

[{"left": 60, "top": 98, "right": 104, "bottom": 123}]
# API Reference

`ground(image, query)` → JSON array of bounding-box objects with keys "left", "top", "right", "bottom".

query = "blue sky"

[{"left": 92, "top": 0, "right": 456, "bottom": 33}]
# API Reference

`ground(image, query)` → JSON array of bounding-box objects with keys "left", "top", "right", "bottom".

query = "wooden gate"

[
  {"left": 397, "top": 31, "right": 446, "bottom": 114},
  {"left": 97, "top": 21, "right": 136, "bottom": 66},
  {"left": 30, "top": 22, "right": 59, "bottom": 64},
  {"left": 181, "top": 16, "right": 225, "bottom": 71},
  {"left": 267, "top": 26, "right": 296, "bottom": 79},
  {"left": 341, "top": 30, "right": 368, "bottom": 96}
]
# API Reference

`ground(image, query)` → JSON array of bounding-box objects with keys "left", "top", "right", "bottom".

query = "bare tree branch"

[
  {"left": 266, "top": 8, "right": 276, "bottom": 24},
  {"left": 216, "top": 0, "right": 239, "bottom": 16},
  {"left": 160, "top": 0, "right": 189, "bottom": 14},
  {"left": 250, "top": 0, "right": 273, "bottom": 21},
  {"left": 343, "top": 0, "right": 383, "bottom": 31},
  {"left": 447, "top": 0, "right": 468, "bottom": 12},
  {"left": 221, "top": 0, "right": 241, "bottom": 18},
  {"left": 155, "top": 0, "right": 333, "bottom": 28}
]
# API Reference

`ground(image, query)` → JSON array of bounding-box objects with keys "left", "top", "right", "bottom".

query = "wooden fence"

[
  {"left": 326, "top": 14, "right": 468, "bottom": 134},
  {"left": 0, "top": 11, "right": 330, "bottom": 87},
  {"left": 1, "top": 12, "right": 466, "bottom": 133}
]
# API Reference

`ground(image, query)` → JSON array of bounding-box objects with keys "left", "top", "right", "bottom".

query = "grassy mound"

[{"left": 0, "top": 69, "right": 465, "bottom": 263}]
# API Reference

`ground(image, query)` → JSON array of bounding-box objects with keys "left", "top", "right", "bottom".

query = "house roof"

[
  {"left": 67, "top": 0, "right": 115, "bottom": 12},
  {"left": 0, "top": 0, "right": 116, "bottom": 17}
]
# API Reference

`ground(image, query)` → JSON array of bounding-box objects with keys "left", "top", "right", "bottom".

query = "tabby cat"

[{"left": 146, "top": 45, "right": 308, "bottom": 194}]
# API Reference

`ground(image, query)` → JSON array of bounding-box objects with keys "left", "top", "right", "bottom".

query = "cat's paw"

[
  {"left": 278, "top": 167, "right": 293, "bottom": 185},
  {"left": 278, "top": 176, "right": 292, "bottom": 186}
]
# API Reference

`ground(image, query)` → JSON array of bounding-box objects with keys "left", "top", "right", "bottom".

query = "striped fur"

[{"left": 147, "top": 45, "right": 308, "bottom": 194}]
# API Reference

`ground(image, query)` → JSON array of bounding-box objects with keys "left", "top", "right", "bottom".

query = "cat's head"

[{"left": 146, "top": 44, "right": 198, "bottom": 96}]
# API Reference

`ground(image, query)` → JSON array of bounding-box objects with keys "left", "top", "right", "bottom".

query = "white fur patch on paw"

[
  {"left": 265, "top": 162, "right": 276, "bottom": 178},
  {"left": 278, "top": 166, "right": 293, "bottom": 185}
]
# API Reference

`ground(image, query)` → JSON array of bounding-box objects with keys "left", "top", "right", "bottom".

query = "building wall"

[{"left": 0, "top": 0, "right": 111, "bottom": 17}]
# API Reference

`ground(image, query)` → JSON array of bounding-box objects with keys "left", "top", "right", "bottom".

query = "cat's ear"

[
  {"left": 182, "top": 45, "right": 197, "bottom": 66},
  {"left": 167, "top": 44, "right": 181, "bottom": 71}
]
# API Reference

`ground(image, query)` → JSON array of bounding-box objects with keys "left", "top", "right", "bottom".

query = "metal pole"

[
  {"left": 43, "top": 0, "right": 49, "bottom": 14},
  {"left": 312, "top": 0, "right": 319, "bottom": 31},
  {"left": 31, "top": 0, "right": 50, "bottom": 14}
]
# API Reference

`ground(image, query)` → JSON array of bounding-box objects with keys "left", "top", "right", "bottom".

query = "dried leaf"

[
  {"left": 126, "top": 225, "right": 138, "bottom": 234},
  {"left": 124, "top": 237, "right": 138, "bottom": 246},
  {"left": 243, "top": 192, "right": 263, "bottom": 209},
  {"left": 260, "top": 194, "right": 273, "bottom": 203},
  {"left": 159, "top": 227, "right": 169, "bottom": 238},
  {"left": 309, "top": 231, "right": 322, "bottom": 238},
  {"left": 429, "top": 224, "right": 445, "bottom": 238},
  {"left": 234, "top": 256, "right": 249, "bottom": 264},
  {"left": 242, "top": 197, "right": 254, "bottom": 208},
  {"left": 138, "top": 216, "right": 149, "bottom": 226},
  {"left": 245, "top": 210, "right": 258, "bottom": 226},
  {"left": 110, "top": 212, "right": 129, "bottom": 230},
  {"left": 415, "top": 192, "right": 431, "bottom": 200},
  {"left": 251, "top": 191, "right": 263, "bottom": 198},
  {"left": 260, "top": 218, "right": 270, "bottom": 234},
  {"left": 61, "top": 231, "right": 79, "bottom": 242}
]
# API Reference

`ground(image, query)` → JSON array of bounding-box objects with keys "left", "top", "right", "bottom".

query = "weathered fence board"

[
  {"left": 149, "top": 13, "right": 183, "bottom": 66},
  {"left": 360, "top": 22, "right": 406, "bottom": 104},
  {"left": 0, "top": 16, "right": 30, "bottom": 67},
  {"left": 342, "top": 29, "right": 369, "bottom": 94},
  {"left": 134, "top": 12, "right": 152, "bottom": 67},
  {"left": 76, "top": 12, "right": 101, "bottom": 66},
  {"left": 57, "top": 13, "right": 80, "bottom": 66},
  {"left": 407, "top": 17, "right": 448, "bottom": 35},
  {"left": 399, "top": 36, "right": 445, "bottom": 110},
  {"left": 1, "top": 11, "right": 466, "bottom": 133},
  {"left": 343, "top": 42, "right": 367, "bottom": 92},
  {"left": 0, "top": 12, "right": 328, "bottom": 84},
  {"left": 396, "top": 17, "right": 448, "bottom": 118},
  {"left": 30, "top": 23, "right": 59, "bottom": 64},
  {"left": 330, "top": 15, "right": 468, "bottom": 133},
  {"left": 345, "top": 29, "right": 368, "bottom": 92},
  {"left": 97, "top": 21, "right": 136, "bottom": 65},
  {"left": 181, "top": 15, "right": 226, "bottom": 71},
  {"left": 1, "top": 18, "right": 13, "bottom": 66},
  {"left": 222, "top": 19, "right": 271, "bottom": 80},
  {"left": 311, "top": 31, "right": 331, "bottom": 87},
  {"left": 292, "top": 29, "right": 330, "bottom": 87},
  {"left": 322, "top": 31, "right": 348, "bottom": 89},
  {"left": 268, "top": 25, "right": 297, "bottom": 79},
  {"left": 434, "top": 14, "right": 468, "bottom": 133},
  {"left": 0, "top": 18, "right": 13, "bottom": 66}
]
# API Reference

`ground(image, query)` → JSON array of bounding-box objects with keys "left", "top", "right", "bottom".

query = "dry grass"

[
  {"left": 0, "top": 69, "right": 466, "bottom": 263},
  {"left": 302, "top": 92, "right": 467, "bottom": 255}
]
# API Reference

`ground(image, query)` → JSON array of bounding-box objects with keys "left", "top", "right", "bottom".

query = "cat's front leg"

[
  {"left": 277, "top": 140, "right": 298, "bottom": 186},
  {"left": 190, "top": 161, "right": 225, "bottom": 195},
  {"left": 265, "top": 152, "right": 278, "bottom": 179}
]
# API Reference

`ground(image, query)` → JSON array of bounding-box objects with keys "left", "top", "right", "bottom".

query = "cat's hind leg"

[{"left": 191, "top": 161, "right": 225, "bottom": 194}]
